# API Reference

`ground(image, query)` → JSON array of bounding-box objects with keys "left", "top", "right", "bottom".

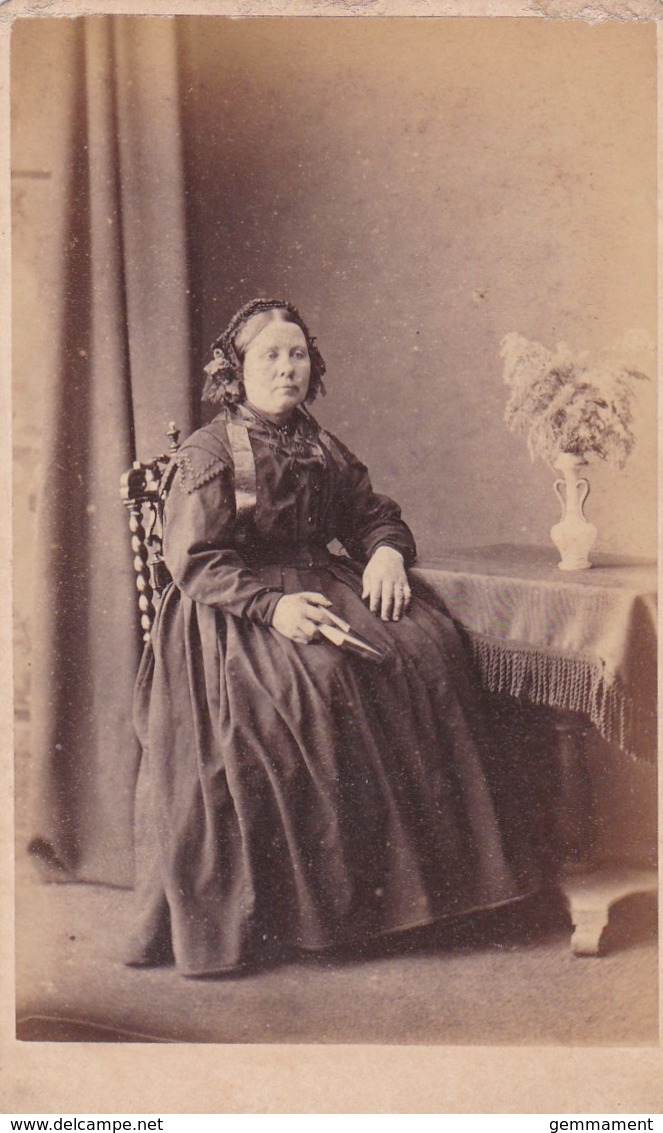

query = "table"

[{"left": 412, "top": 544, "right": 658, "bottom": 955}]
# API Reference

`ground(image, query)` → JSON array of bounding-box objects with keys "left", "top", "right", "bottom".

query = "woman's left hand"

[{"left": 362, "top": 545, "right": 412, "bottom": 622}]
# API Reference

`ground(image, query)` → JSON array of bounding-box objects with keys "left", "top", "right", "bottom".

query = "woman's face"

[{"left": 241, "top": 320, "right": 311, "bottom": 422}]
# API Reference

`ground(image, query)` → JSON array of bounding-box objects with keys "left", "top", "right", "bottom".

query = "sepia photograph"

[{"left": 6, "top": 2, "right": 660, "bottom": 1111}]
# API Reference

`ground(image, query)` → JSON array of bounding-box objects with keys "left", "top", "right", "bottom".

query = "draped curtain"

[
  {"left": 15, "top": 15, "right": 657, "bottom": 888},
  {"left": 24, "top": 17, "right": 195, "bottom": 885}
]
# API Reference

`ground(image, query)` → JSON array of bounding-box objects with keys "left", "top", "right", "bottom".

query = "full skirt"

[{"left": 127, "top": 558, "right": 540, "bottom": 976}]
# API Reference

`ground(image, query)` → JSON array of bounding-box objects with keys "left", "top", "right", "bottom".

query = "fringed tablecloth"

[{"left": 413, "top": 544, "right": 657, "bottom": 761}]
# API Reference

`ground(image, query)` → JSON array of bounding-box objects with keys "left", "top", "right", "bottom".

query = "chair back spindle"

[{"left": 121, "top": 422, "right": 181, "bottom": 642}]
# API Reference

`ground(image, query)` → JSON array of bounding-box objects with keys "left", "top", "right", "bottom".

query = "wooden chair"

[{"left": 120, "top": 422, "right": 180, "bottom": 642}]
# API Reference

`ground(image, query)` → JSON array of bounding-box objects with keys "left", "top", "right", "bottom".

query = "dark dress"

[{"left": 127, "top": 403, "right": 537, "bottom": 976}]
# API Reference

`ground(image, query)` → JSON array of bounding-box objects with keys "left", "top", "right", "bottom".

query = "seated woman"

[{"left": 127, "top": 297, "right": 540, "bottom": 977}]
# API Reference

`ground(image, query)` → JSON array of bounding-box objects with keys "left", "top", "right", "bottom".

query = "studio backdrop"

[{"left": 12, "top": 15, "right": 657, "bottom": 886}]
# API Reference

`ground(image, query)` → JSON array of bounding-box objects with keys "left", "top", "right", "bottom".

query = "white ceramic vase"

[{"left": 550, "top": 452, "right": 597, "bottom": 571}]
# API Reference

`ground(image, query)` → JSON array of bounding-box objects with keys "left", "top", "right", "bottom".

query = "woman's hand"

[
  {"left": 272, "top": 591, "right": 339, "bottom": 644},
  {"left": 362, "top": 545, "right": 411, "bottom": 622}
]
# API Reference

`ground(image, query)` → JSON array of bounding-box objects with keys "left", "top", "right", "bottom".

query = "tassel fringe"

[{"left": 466, "top": 633, "right": 654, "bottom": 761}]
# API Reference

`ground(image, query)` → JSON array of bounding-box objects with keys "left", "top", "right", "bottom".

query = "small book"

[{"left": 319, "top": 618, "right": 385, "bottom": 664}]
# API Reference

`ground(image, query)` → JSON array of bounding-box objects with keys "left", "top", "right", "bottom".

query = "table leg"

[
  {"left": 549, "top": 711, "right": 595, "bottom": 865},
  {"left": 561, "top": 867, "right": 658, "bottom": 957},
  {"left": 482, "top": 696, "right": 656, "bottom": 957}
]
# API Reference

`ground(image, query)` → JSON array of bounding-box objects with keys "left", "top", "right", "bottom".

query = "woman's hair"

[{"left": 202, "top": 298, "right": 327, "bottom": 408}]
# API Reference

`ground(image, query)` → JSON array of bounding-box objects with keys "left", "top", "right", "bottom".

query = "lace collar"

[
  {"left": 243, "top": 402, "right": 301, "bottom": 434},
  {"left": 233, "top": 403, "right": 324, "bottom": 461}
]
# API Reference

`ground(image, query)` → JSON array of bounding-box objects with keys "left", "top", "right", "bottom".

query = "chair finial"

[{"left": 166, "top": 421, "right": 180, "bottom": 452}]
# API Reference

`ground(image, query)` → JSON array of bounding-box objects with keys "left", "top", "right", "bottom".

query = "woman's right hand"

[{"left": 271, "top": 592, "right": 337, "bottom": 644}]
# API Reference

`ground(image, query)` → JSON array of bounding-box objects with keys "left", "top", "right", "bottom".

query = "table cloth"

[{"left": 414, "top": 544, "right": 657, "bottom": 761}]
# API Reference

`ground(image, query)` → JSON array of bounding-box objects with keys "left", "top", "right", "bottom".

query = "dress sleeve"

[
  {"left": 162, "top": 443, "right": 282, "bottom": 625},
  {"left": 325, "top": 432, "right": 418, "bottom": 566}
]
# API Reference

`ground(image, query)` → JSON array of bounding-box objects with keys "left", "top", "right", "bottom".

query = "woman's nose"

[{"left": 279, "top": 357, "right": 295, "bottom": 377}]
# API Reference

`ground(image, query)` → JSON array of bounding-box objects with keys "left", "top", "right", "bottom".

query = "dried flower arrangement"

[{"left": 500, "top": 332, "right": 650, "bottom": 468}]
